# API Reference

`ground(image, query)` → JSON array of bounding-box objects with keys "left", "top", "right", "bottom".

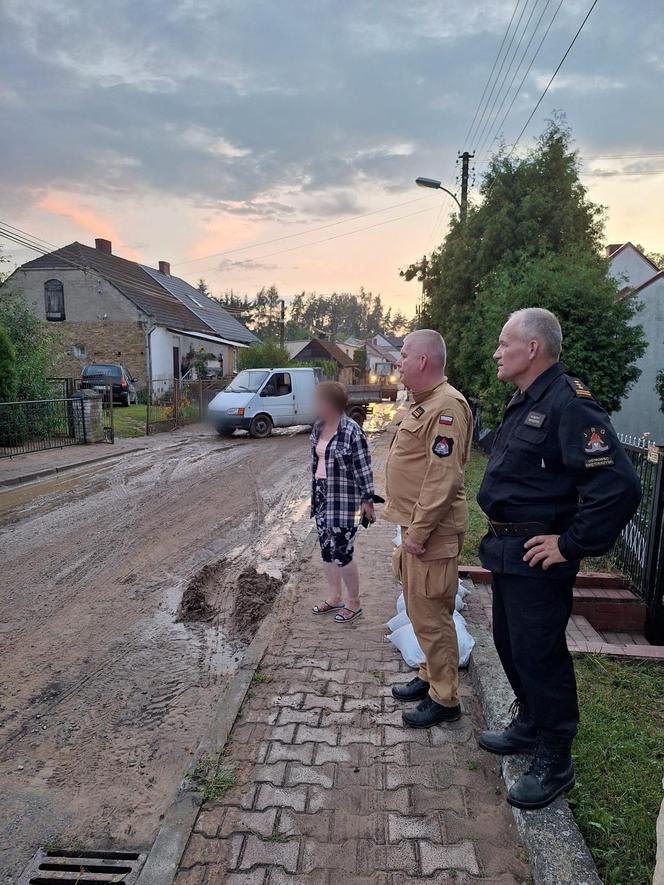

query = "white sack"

[
  {"left": 393, "top": 526, "right": 402, "bottom": 547},
  {"left": 396, "top": 591, "right": 405, "bottom": 613},
  {"left": 387, "top": 623, "right": 424, "bottom": 669},
  {"left": 386, "top": 610, "right": 410, "bottom": 633}
]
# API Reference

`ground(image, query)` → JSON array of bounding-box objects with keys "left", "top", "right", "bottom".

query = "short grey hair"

[
  {"left": 509, "top": 308, "right": 562, "bottom": 360},
  {"left": 404, "top": 329, "right": 447, "bottom": 370}
]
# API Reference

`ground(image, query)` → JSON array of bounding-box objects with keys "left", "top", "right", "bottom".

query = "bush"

[
  {"left": 0, "top": 324, "right": 17, "bottom": 402},
  {"left": 239, "top": 341, "right": 291, "bottom": 370},
  {"left": 0, "top": 287, "right": 61, "bottom": 400}
]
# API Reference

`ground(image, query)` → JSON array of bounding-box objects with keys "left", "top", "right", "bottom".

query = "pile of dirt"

[
  {"left": 232, "top": 568, "right": 283, "bottom": 634},
  {"left": 177, "top": 560, "right": 226, "bottom": 622}
]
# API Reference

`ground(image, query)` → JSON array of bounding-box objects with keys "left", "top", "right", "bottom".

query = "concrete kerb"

[
  {"left": 136, "top": 528, "right": 318, "bottom": 885},
  {"left": 0, "top": 446, "right": 149, "bottom": 489},
  {"left": 466, "top": 586, "right": 602, "bottom": 885}
]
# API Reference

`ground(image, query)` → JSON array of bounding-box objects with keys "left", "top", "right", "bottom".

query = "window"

[
  {"left": 71, "top": 343, "right": 87, "bottom": 359},
  {"left": 44, "top": 279, "right": 65, "bottom": 321},
  {"left": 262, "top": 372, "right": 292, "bottom": 397}
]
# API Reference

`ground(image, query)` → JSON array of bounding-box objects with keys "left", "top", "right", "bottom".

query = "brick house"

[
  {"left": 4, "top": 238, "right": 258, "bottom": 386},
  {"left": 290, "top": 338, "right": 357, "bottom": 384}
]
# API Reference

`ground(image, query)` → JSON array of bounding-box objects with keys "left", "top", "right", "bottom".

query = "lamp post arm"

[{"left": 437, "top": 185, "right": 462, "bottom": 213}]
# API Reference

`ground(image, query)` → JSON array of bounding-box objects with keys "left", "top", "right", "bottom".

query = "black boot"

[
  {"left": 402, "top": 695, "right": 461, "bottom": 728},
  {"left": 507, "top": 736, "right": 575, "bottom": 810},
  {"left": 392, "top": 676, "right": 430, "bottom": 702},
  {"left": 478, "top": 700, "right": 537, "bottom": 756}
]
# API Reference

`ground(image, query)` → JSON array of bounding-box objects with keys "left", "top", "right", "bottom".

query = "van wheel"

[
  {"left": 217, "top": 427, "right": 235, "bottom": 438},
  {"left": 249, "top": 414, "right": 273, "bottom": 438},
  {"left": 347, "top": 406, "right": 366, "bottom": 427}
]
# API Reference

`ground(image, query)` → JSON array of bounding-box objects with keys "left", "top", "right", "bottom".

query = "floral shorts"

[{"left": 314, "top": 479, "right": 358, "bottom": 567}]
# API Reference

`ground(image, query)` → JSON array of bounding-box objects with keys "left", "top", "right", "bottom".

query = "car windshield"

[
  {"left": 225, "top": 370, "right": 269, "bottom": 393},
  {"left": 83, "top": 364, "right": 122, "bottom": 378}
]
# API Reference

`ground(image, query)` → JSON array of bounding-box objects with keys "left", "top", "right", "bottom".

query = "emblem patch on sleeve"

[
  {"left": 411, "top": 406, "right": 425, "bottom": 419},
  {"left": 582, "top": 425, "right": 611, "bottom": 455},
  {"left": 439, "top": 414, "right": 454, "bottom": 425},
  {"left": 432, "top": 435, "right": 454, "bottom": 458}
]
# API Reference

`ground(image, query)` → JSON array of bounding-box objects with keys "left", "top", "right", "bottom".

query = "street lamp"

[{"left": 415, "top": 176, "right": 462, "bottom": 213}]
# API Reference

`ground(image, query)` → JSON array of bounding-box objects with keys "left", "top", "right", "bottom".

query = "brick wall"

[{"left": 50, "top": 321, "right": 149, "bottom": 385}]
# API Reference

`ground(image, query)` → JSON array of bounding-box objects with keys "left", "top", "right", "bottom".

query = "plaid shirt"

[{"left": 310, "top": 415, "right": 375, "bottom": 528}]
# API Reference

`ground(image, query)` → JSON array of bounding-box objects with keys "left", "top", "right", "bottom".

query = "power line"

[
  {"left": 474, "top": 0, "right": 542, "bottom": 157},
  {"left": 507, "top": 0, "right": 599, "bottom": 159},
  {"left": 471, "top": 0, "right": 533, "bottom": 152},
  {"left": 583, "top": 152, "right": 664, "bottom": 160},
  {"left": 584, "top": 169, "right": 664, "bottom": 176},
  {"left": 476, "top": 0, "right": 562, "bottom": 163},
  {"left": 173, "top": 195, "right": 436, "bottom": 266},
  {"left": 198, "top": 204, "right": 441, "bottom": 274},
  {"left": 462, "top": 0, "right": 522, "bottom": 150}
]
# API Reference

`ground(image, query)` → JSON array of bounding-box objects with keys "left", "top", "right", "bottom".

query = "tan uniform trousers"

[{"left": 396, "top": 531, "right": 464, "bottom": 708}]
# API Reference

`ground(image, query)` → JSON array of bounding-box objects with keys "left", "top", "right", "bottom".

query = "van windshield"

[{"left": 225, "top": 370, "right": 269, "bottom": 393}]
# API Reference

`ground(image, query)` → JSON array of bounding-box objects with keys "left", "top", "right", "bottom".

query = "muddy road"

[{"left": 0, "top": 426, "right": 317, "bottom": 880}]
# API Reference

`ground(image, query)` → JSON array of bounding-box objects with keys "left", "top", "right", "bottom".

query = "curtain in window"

[{"left": 45, "top": 279, "right": 65, "bottom": 320}]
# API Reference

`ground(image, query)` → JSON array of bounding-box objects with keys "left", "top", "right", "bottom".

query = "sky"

[{"left": 1, "top": 0, "right": 663, "bottom": 318}]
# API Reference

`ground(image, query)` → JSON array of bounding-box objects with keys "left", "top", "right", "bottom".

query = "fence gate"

[
  {"left": 146, "top": 377, "right": 228, "bottom": 435},
  {"left": 614, "top": 437, "right": 664, "bottom": 643}
]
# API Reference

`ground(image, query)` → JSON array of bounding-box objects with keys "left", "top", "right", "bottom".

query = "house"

[
  {"left": 364, "top": 341, "right": 398, "bottom": 379},
  {"left": 290, "top": 338, "right": 356, "bottom": 384},
  {"left": 4, "top": 238, "right": 258, "bottom": 386},
  {"left": 338, "top": 336, "right": 364, "bottom": 359},
  {"left": 607, "top": 243, "right": 664, "bottom": 442},
  {"left": 367, "top": 333, "right": 404, "bottom": 362},
  {"left": 284, "top": 340, "right": 311, "bottom": 359}
]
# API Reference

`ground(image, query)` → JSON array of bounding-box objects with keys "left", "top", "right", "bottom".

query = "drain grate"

[{"left": 20, "top": 848, "right": 146, "bottom": 884}]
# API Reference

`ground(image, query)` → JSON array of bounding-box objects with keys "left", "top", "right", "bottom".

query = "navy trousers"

[{"left": 491, "top": 572, "right": 579, "bottom": 740}]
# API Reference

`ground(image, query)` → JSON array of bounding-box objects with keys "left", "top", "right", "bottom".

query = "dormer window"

[{"left": 45, "top": 279, "right": 65, "bottom": 321}]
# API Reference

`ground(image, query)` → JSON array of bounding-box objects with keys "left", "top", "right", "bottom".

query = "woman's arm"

[{"left": 351, "top": 428, "right": 375, "bottom": 501}]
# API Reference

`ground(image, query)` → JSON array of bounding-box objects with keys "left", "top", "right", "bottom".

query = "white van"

[
  {"left": 208, "top": 367, "right": 318, "bottom": 438},
  {"left": 207, "top": 367, "right": 377, "bottom": 438}
]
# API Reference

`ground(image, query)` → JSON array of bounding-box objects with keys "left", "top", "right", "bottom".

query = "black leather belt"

[{"left": 488, "top": 520, "right": 549, "bottom": 538}]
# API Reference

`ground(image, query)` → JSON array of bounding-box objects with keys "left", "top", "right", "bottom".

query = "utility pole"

[
  {"left": 459, "top": 151, "right": 474, "bottom": 224},
  {"left": 279, "top": 299, "right": 285, "bottom": 349}
]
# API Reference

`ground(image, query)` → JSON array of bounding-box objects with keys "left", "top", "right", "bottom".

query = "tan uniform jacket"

[{"left": 384, "top": 380, "right": 472, "bottom": 559}]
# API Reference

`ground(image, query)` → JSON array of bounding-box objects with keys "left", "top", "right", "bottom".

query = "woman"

[{"left": 310, "top": 381, "right": 375, "bottom": 623}]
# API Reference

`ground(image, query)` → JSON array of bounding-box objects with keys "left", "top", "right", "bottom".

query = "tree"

[
  {"left": 656, "top": 368, "right": 664, "bottom": 416},
  {"left": 417, "top": 116, "right": 644, "bottom": 417},
  {"left": 0, "top": 287, "right": 61, "bottom": 400},
  {"left": 216, "top": 289, "right": 255, "bottom": 326},
  {"left": 0, "top": 324, "right": 17, "bottom": 402},
  {"left": 197, "top": 278, "right": 211, "bottom": 295},
  {"left": 252, "top": 286, "right": 282, "bottom": 339},
  {"left": 238, "top": 341, "right": 291, "bottom": 370}
]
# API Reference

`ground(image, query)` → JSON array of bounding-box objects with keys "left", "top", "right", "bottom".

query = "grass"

[
  {"left": 112, "top": 403, "right": 147, "bottom": 438},
  {"left": 185, "top": 753, "right": 237, "bottom": 802},
  {"left": 252, "top": 669, "right": 271, "bottom": 684},
  {"left": 570, "top": 655, "right": 663, "bottom": 885}
]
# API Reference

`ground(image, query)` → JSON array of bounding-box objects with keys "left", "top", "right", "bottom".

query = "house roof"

[
  {"left": 293, "top": 338, "right": 356, "bottom": 367},
  {"left": 631, "top": 270, "right": 664, "bottom": 296},
  {"left": 19, "top": 242, "right": 212, "bottom": 333},
  {"left": 142, "top": 265, "right": 258, "bottom": 345},
  {"left": 607, "top": 242, "right": 661, "bottom": 273},
  {"left": 365, "top": 341, "right": 397, "bottom": 363}
]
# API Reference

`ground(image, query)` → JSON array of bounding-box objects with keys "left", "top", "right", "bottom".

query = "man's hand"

[
  {"left": 404, "top": 537, "right": 426, "bottom": 556},
  {"left": 361, "top": 500, "right": 375, "bottom": 523},
  {"left": 523, "top": 534, "right": 567, "bottom": 570}
]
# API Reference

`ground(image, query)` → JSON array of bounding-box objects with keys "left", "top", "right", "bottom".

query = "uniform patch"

[
  {"left": 585, "top": 456, "right": 615, "bottom": 469},
  {"left": 432, "top": 435, "right": 454, "bottom": 458},
  {"left": 583, "top": 425, "right": 611, "bottom": 455},
  {"left": 411, "top": 406, "right": 425, "bottom": 419},
  {"left": 439, "top": 414, "right": 454, "bottom": 425},
  {"left": 525, "top": 411, "right": 546, "bottom": 428}
]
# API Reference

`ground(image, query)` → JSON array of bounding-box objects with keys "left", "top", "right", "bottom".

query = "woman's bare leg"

[
  {"left": 323, "top": 561, "right": 343, "bottom": 605},
  {"left": 339, "top": 560, "right": 361, "bottom": 610}
]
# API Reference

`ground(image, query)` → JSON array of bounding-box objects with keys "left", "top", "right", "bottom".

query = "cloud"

[{"left": 38, "top": 191, "right": 141, "bottom": 260}]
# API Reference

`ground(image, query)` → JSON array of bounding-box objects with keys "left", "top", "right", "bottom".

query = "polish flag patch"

[{"left": 439, "top": 414, "right": 454, "bottom": 425}]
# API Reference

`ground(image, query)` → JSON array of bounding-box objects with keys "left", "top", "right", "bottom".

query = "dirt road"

[{"left": 0, "top": 426, "right": 316, "bottom": 880}]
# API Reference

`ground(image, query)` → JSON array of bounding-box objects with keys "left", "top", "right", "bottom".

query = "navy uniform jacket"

[{"left": 477, "top": 362, "right": 641, "bottom": 579}]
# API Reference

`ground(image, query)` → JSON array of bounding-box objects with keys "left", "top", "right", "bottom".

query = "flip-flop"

[
  {"left": 334, "top": 607, "right": 363, "bottom": 623},
  {"left": 312, "top": 601, "right": 345, "bottom": 614}
]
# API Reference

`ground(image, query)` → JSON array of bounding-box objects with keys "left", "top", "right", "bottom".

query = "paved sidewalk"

[
  {"left": 0, "top": 437, "right": 147, "bottom": 486},
  {"left": 174, "top": 449, "right": 530, "bottom": 884}
]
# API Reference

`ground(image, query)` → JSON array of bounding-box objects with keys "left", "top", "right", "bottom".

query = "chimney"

[
  {"left": 158, "top": 260, "right": 171, "bottom": 276},
  {"left": 606, "top": 243, "right": 623, "bottom": 258},
  {"left": 95, "top": 238, "right": 112, "bottom": 254}
]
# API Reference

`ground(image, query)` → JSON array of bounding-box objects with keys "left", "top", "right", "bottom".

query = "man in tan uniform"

[{"left": 384, "top": 330, "right": 472, "bottom": 728}]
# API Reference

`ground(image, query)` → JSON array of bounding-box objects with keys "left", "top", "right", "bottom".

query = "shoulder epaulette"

[{"left": 565, "top": 375, "right": 594, "bottom": 399}]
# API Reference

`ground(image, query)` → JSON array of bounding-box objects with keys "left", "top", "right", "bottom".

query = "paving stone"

[
  {"left": 276, "top": 708, "right": 321, "bottom": 726},
  {"left": 180, "top": 833, "right": 244, "bottom": 869},
  {"left": 236, "top": 762, "right": 287, "bottom": 787},
  {"left": 279, "top": 808, "right": 334, "bottom": 840},
  {"left": 385, "top": 764, "right": 435, "bottom": 789},
  {"left": 418, "top": 839, "right": 480, "bottom": 876},
  {"left": 383, "top": 725, "right": 431, "bottom": 746},
  {"left": 387, "top": 812, "right": 442, "bottom": 842},
  {"left": 356, "top": 840, "right": 419, "bottom": 876},
  {"left": 299, "top": 838, "right": 359, "bottom": 875},
  {"left": 286, "top": 761, "right": 336, "bottom": 788},
  {"left": 330, "top": 810, "right": 386, "bottom": 843},
  {"left": 301, "top": 694, "right": 344, "bottom": 712},
  {"left": 342, "top": 697, "right": 382, "bottom": 712},
  {"left": 255, "top": 784, "right": 308, "bottom": 812},
  {"left": 410, "top": 785, "right": 466, "bottom": 816},
  {"left": 223, "top": 872, "right": 267, "bottom": 885},
  {"left": 338, "top": 726, "right": 382, "bottom": 745},
  {"left": 266, "top": 741, "right": 315, "bottom": 764},
  {"left": 173, "top": 867, "right": 208, "bottom": 885},
  {"left": 219, "top": 807, "right": 278, "bottom": 838},
  {"left": 193, "top": 806, "right": 225, "bottom": 837},
  {"left": 239, "top": 835, "right": 299, "bottom": 873},
  {"left": 308, "top": 784, "right": 410, "bottom": 814},
  {"left": 312, "top": 743, "right": 354, "bottom": 764},
  {"left": 294, "top": 725, "right": 338, "bottom": 745},
  {"left": 268, "top": 871, "right": 330, "bottom": 885}
]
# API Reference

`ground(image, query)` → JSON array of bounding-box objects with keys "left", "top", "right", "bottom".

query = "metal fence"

[
  {"left": 146, "top": 377, "right": 229, "bottom": 435},
  {"left": 613, "top": 434, "right": 664, "bottom": 643},
  {"left": 47, "top": 378, "right": 114, "bottom": 443},
  {"left": 0, "top": 397, "right": 84, "bottom": 458}
]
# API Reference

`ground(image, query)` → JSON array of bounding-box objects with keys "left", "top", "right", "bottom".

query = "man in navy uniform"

[{"left": 477, "top": 308, "right": 641, "bottom": 810}]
